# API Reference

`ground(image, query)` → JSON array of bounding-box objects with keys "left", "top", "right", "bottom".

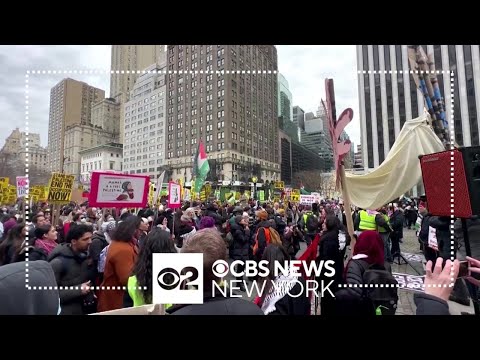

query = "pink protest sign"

[{"left": 88, "top": 171, "right": 150, "bottom": 208}]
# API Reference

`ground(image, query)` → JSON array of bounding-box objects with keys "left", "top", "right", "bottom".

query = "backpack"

[
  {"left": 97, "top": 244, "right": 110, "bottom": 273},
  {"left": 253, "top": 227, "right": 282, "bottom": 255},
  {"left": 306, "top": 214, "right": 319, "bottom": 232},
  {"left": 355, "top": 260, "right": 398, "bottom": 315}
]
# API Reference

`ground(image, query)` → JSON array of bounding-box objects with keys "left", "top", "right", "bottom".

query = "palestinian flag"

[{"left": 193, "top": 141, "right": 210, "bottom": 193}]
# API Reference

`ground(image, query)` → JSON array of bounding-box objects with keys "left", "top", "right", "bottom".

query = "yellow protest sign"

[
  {"left": 292, "top": 189, "right": 300, "bottom": 196},
  {"left": 40, "top": 186, "right": 48, "bottom": 201},
  {"left": 274, "top": 181, "right": 284, "bottom": 189},
  {"left": 0, "top": 177, "right": 9, "bottom": 188},
  {"left": 30, "top": 188, "right": 41, "bottom": 202},
  {"left": 148, "top": 183, "right": 155, "bottom": 205},
  {"left": 47, "top": 173, "right": 75, "bottom": 203},
  {"left": 291, "top": 194, "right": 300, "bottom": 202}
]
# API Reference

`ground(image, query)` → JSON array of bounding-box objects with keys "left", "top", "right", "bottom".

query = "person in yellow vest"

[
  {"left": 125, "top": 228, "right": 177, "bottom": 308},
  {"left": 354, "top": 208, "right": 391, "bottom": 235},
  {"left": 354, "top": 207, "right": 393, "bottom": 262}
]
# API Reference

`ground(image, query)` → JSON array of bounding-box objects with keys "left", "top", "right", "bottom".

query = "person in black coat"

[
  {"left": 230, "top": 215, "right": 250, "bottom": 291},
  {"left": 389, "top": 206, "right": 404, "bottom": 256},
  {"left": 317, "top": 215, "right": 344, "bottom": 316},
  {"left": 48, "top": 224, "right": 96, "bottom": 315},
  {"left": 257, "top": 244, "right": 311, "bottom": 315},
  {"left": 204, "top": 203, "right": 224, "bottom": 229}
]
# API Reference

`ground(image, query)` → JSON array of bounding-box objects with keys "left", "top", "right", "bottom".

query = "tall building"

[
  {"left": 354, "top": 144, "right": 364, "bottom": 168},
  {"left": 166, "top": 45, "right": 279, "bottom": 183},
  {"left": 2, "top": 128, "right": 40, "bottom": 153},
  {"left": 301, "top": 108, "right": 333, "bottom": 170},
  {"left": 123, "top": 63, "right": 167, "bottom": 180},
  {"left": 63, "top": 124, "right": 117, "bottom": 177},
  {"left": 91, "top": 98, "right": 121, "bottom": 136},
  {"left": 293, "top": 106, "right": 305, "bottom": 130},
  {"left": 279, "top": 130, "right": 325, "bottom": 185},
  {"left": 278, "top": 73, "right": 293, "bottom": 121},
  {"left": 110, "top": 45, "right": 166, "bottom": 143},
  {"left": 1, "top": 128, "right": 46, "bottom": 168},
  {"left": 79, "top": 143, "right": 123, "bottom": 185},
  {"left": 357, "top": 45, "right": 480, "bottom": 169},
  {"left": 47, "top": 78, "right": 105, "bottom": 172}
]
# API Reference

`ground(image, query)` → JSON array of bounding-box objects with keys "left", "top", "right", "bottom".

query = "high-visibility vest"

[
  {"left": 303, "top": 212, "right": 313, "bottom": 231},
  {"left": 128, "top": 275, "right": 172, "bottom": 309},
  {"left": 378, "top": 214, "right": 390, "bottom": 233},
  {"left": 359, "top": 210, "right": 377, "bottom": 231}
]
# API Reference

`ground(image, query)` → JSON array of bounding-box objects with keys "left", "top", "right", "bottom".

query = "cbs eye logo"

[
  {"left": 211, "top": 260, "right": 229, "bottom": 278},
  {"left": 157, "top": 266, "right": 199, "bottom": 290}
]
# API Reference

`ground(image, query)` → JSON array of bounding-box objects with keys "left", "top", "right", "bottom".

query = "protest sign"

[
  {"left": 47, "top": 173, "right": 75, "bottom": 203},
  {"left": 16, "top": 176, "right": 28, "bottom": 198},
  {"left": 0, "top": 177, "right": 9, "bottom": 188},
  {"left": 89, "top": 172, "right": 149, "bottom": 208},
  {"left": 300, "top": 195, "right": 315, "bottom": 205},
  {"left": 168, "top": 182, "right": 181, "bottom": 208},
  {"left": 274, "top": 181, "right": 284, "bottom": 189}
]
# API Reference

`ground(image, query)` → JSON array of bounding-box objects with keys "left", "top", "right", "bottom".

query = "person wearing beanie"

[
  {"left": 252, "top": 210, "right": 274, "bottom": 261},
  {"left": 199, "top": 216, "right": 216, "bottom": 230}
]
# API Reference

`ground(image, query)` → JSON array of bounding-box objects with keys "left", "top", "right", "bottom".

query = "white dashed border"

[
  {"left": 24, "top": 68, "right": 277, "bottom": 291},
  {"left": 25, "top": 68, "right": 455, "bottom": 291},
  {"left": 450, "top": 71, "right": 455, "bottom": 286},
  {"left": 338, "top": 70, "right": 456, "bottom": 289},
  {"left": 26, "top": 70, "right": 278, "bottom": 75}
]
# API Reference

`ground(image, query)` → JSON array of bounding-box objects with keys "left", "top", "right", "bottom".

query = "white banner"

[{"left": 299, "top": 195, "right": 315, "bottom": 205}]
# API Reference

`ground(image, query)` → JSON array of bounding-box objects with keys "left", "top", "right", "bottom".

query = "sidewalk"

[{"left": 392, "top": 228, "right": 475, "bottom": 315}]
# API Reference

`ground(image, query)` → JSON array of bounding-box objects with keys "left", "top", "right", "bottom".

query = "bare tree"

[
  {"left": 0, "top": 152, "right": 51, "bottom": 186},
  {"left": 292, "top": 171, "right": 326, "bottom": 192}
]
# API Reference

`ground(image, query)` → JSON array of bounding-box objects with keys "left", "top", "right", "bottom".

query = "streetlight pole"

[{"left": 252, "top": 176, "right": 257, "bottom": 201}]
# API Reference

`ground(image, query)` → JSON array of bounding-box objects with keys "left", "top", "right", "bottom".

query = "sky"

[{"left": 0, "top": 45, "right": 360, "bottom": 150}]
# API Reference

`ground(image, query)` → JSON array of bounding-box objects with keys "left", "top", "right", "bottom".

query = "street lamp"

[{"left": 252, "top": 176, "right": 258, "bottom": 201}]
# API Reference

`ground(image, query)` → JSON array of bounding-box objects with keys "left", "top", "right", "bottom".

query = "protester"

[
  {"left": 125, "top": 228, "right": 176, "bottom": 307},
  {"left": 0, "top": 261, "right": 61, "bottom": 315},
  {"left": 335, "top": 230, "right": 398, "bottom": 316},
  {"left": 167, "top": 229, "right": 264, "bottom": 315},
  {"left": 230, "top": 215, "right": 251, "bottom": 292},
  {"left": 97, "top": 216, "right": 140, "bottom": 312},
  {"left": 48, "top": 224, "right": 95, "bottom": 315},
  {"left": 0, "top": 223, "right": 27, "bottom": 265},
  {"left": 257, "top": 244, "right": 310, "bottom": 315},
  {"left": 34, "top": 224, "right": 58, "bottom": 256}
]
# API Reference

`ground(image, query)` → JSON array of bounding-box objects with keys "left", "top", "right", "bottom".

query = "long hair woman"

[
  {"left": 125, "top": 228, "right": 176, "bottom": 307},
  {"left": 97, "top": 215, "right": 141, "bottom": 312},
  {"left": 0, "top": 223, "right": 26, "bottom": 265}
]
